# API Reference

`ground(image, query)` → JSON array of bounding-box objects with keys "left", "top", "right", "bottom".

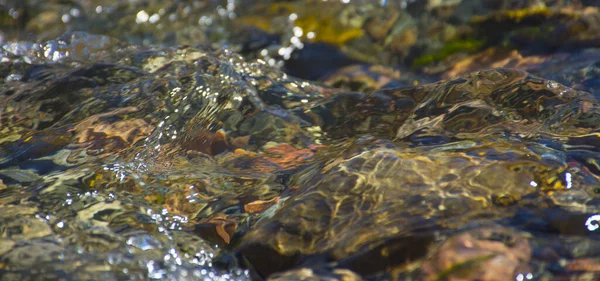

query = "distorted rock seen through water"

[{"left": 2, "top": 1, "right": 600, "bottom": 281}]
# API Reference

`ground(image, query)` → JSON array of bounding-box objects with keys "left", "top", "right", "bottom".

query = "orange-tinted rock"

[
  {"left": 422, "top": 227, "right": 532, "bottom": 281},
  {"left": 442, "top": 48, "right": 553, "bottom": 78},
  {"left": 244, "top": 197, "right": 280, "bottom": 214},
  {"left": 263, "top": 143, "right": 322, "bottom": 170},
  {"left": 566, "top": 258, "right": 600, "bottom": 272}
]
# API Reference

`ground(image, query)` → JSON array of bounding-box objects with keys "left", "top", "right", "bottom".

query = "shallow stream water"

[{"left": 2, "top": 1, "right": 600, "bottom": 280}]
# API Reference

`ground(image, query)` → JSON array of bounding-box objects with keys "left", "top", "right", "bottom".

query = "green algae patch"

[
  {"left": 412, "top": 39, "right": 485, "bottom": 68},
  {"left": 471, "top": 6, "right": 552, "bottom": 24},
  {"left": 432, "top": 254, "right": 496, "bottom": 281},
  {"left": 294, "top": 15, "right": 364, "bottom": 46}
]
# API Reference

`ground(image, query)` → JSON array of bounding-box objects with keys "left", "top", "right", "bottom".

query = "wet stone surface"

[{"left": 2, "top": 1, "right": 600, "bottom": 281}]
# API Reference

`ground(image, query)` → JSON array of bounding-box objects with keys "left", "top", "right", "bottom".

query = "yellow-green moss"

[
  {"left": 412, "top": 39, "right": 485, "bottom": 67},
  {"left": 433, "top": 254, "right": 495, "bottom": 281},
  {"left": 471, "top": 6, "right": 551, "bottom": 23},
  {"left": 504, "top": 6, "right": 551, "bottom": 22},
  {"left": 235, "top": 2, "right": 364, "bottom": 46}
]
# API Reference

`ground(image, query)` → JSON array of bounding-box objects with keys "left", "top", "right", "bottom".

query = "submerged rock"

[
  {"left": 422, "top": 226, "right": 532, "bottom": 281},
  {"left": 267, "top": 268, "right": 363, "bottom": 281}
]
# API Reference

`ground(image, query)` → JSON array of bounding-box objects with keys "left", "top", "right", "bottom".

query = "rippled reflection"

[{"left": 586, "top": 214, "right": 600, "bottom": 231}]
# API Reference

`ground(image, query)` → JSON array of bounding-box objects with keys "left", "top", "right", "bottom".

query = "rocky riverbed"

[{"left": 2, "top": 1, "right": 600, "bottom": 280}]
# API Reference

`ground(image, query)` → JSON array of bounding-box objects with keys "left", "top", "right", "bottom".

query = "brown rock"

[
  {"left": 193, "top": 213, "right": 238, "bottom": 245},
  {"left": 244, "top": 197, "right": 280, "bottom": 214},
  {"left": 566, "top": 258, "right": 600, "bottom": 272},
  {"left": 422, "top": 227, "right": 532, "bottom": 281}
]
